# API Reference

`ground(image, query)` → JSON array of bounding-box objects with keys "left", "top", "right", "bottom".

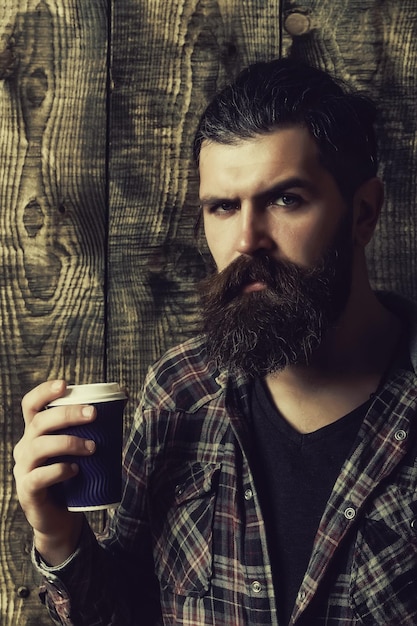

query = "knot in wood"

[
  {"left": 25, "top": 68, "right": 48, "bottom": 107},
  {"left": 23, "top": 199, "right": 45, "bottom": 237},
  {"left": 0, "top": 40, "right": 17, "bottom": 79}
]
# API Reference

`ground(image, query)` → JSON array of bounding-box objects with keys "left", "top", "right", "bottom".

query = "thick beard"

[{"left": 199, "top": 223, "right": 353, "bottom": 378}]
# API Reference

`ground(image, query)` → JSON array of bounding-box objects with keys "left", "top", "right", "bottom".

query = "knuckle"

[
  {"left": 21, "top": 385, "right": 41, "bottom": 414},
  {"left": 22, "top": 471, "right": 38, "bottom": 495},
  {"left": 64, "top": 405, "right": 74, "bottom": 421},
  {"left": 13, "top": 440, "right": 21, "bottom": 462},
  {"left": 62, "top": 433, "right": 74, "bottom": 451},
  {"left": 60, "top": 433, "right": 83, "bottom": 456},
  {"left": 13, "top": 436, "right": 30, "bottom": 465},
  {"left": 64, "top": 404, "right": 81, "bottom": 421},
  {"left": 12, "top": 463, "right": 20, "bottom": 481},
  {"left": 29, "top": 435, "right": 43, "bottom": 457},
  {"left": 21, "top": 394, "right": 30, "bottom": 415},
  {"left": 27, "top": 416, "right": 41, "bottom": 438}
]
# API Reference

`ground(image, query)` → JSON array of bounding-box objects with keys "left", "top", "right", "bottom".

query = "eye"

[
  {"left": 269, "top": 194, "right": 301, "bottom": 208},
  {"left": 207, "top": 201, "right": 239, "bottom": 216}
]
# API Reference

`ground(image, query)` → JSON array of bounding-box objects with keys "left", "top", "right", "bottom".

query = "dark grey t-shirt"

[{"left": 251, "top": 379, "right": 368, "bottom": 625}]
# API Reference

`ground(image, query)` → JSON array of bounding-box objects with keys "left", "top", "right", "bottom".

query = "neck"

[{"left": 265, "top": 286, "right": 402, "bottom": 433}]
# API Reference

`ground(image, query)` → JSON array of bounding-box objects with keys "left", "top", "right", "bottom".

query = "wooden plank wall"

[
  {"left": 0, "top": 1, "right": 415, "bottom": 623},
  {"left": 0, "top": 1, "right": 108, "bottom": 624}
]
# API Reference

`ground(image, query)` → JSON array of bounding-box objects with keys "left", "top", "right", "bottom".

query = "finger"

[
  {"left": 15, "top": 432, "right": 96, "bottom": 470},
  {"left": 21, "top": 380, "right": 67, "bottom": 425},
  {"left": 29, "top": 403, "right": 96, "bottom": 438},
  {"left": 15, "top": 459, "right": 80, "bottom": 493}
]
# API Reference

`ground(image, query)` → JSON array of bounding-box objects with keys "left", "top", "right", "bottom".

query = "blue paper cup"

[{"left": 48, "top": 383, "right": 127, "bottom": 511}]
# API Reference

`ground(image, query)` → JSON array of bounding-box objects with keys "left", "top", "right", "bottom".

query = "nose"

[{"left": 236, "top": 206, "right": 275, "bottom": 256}]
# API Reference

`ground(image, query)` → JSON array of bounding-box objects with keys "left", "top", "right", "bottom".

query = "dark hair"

[{"left": 193, "top": 58, "right": 378, "bottom": 201}]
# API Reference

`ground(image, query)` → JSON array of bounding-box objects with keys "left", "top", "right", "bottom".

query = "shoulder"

[{"left": 141, "top": 335, "right": 224, "bottom": 413}]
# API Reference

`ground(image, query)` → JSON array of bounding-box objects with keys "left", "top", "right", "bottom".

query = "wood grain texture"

[
  {"left": 107, "top": 0, "right": 281, "bottom": 422},
  {"left": 0, "top": 1, "right": 108, "bottom": 622},
  {"left": 281, "top": 0, "right": 417, "bottom": 300},
  {"left": 1, "top": 0, "right": 417, "bottom": 624}
]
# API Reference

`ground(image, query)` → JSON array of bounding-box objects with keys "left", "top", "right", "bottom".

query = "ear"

[{"left": 352, "top": 177, "right": 384, "bottom": 247}]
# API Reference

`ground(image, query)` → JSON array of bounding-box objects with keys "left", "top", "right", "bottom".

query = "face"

[
  {"left": 197, "top": 126, "right": 356, "bottom": 377},
  {"left": 199, "top": 126, "right": 351, "bottom": 276}
]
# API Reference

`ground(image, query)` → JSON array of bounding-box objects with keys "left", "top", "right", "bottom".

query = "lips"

[
  {"left": 207, "top": 254, "right": 276, "bottom": 304},
  {"left": 242, "top": 281, "right": 267, "bottom": 294}
]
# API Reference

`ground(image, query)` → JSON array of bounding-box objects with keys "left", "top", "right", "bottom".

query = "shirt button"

[
  {"left": 298, "top": 590, "right": 306, "bottom": 603},
  {"left": 251, "top": 581, "right": 262, "bottom": 593},
  {"left": 344, "top": 507, "right": 356, "bottom": 520},
  {"left": 394, "top": 429, "right": 407, "bottom": 441},
  {"left": 244, "top": 489, "right": 253, "bottom": 501}
]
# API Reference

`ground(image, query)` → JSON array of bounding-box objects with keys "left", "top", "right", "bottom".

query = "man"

[{"left": 13, "top": 58, "right": 417, "bottom": 625}]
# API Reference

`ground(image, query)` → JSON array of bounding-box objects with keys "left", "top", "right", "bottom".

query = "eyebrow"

[{"left": 199, "top": 176, "right": 316, "bottom": 208}]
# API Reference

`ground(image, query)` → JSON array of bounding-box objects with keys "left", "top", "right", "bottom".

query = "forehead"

[{"left": 198, "top": 126, "right": 326, "bottom": 198}]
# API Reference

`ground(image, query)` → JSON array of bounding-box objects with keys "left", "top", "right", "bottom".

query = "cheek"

[
  {"left": 279, "top": 218, "right": 336, "bottom": 267},
  {"left": 298, "top": 230, "right": 327, "bottom": 264},
  {"left": 203, "top": 222, "right": 227, "bottom": 270},
  {"left": 303, "top": 217, "right": 351, "bottom": 265}
]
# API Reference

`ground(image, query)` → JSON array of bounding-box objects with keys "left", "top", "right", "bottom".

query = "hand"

[{"left": 13, "top": 380, "right": 97, "bottom": 565}]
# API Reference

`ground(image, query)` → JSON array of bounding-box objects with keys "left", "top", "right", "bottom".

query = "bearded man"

[{"left": 14, "top": 59, "right": 417, "bottom": 626}]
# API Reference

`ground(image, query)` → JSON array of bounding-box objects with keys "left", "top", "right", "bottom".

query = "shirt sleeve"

[{"left": 32, "top": 517, "right": 124, "bottom": 625}]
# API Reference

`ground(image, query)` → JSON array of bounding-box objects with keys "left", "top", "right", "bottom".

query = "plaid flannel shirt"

[{"left": 35, "top": 293, "right": 417, "bottom": 626}]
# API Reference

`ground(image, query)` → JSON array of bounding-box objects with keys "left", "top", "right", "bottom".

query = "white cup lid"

[{"left": 48, "top": 382, "right": 127, "bottom": 406}]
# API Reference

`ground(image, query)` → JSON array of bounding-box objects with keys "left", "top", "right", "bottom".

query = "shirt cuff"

[{"left": 31, "top": 519, "right": 91, "bottom": 626}]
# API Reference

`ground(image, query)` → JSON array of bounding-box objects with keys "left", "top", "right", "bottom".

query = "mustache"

[{"left": 199, "top": 253, "right": 330, "bottom": 306}]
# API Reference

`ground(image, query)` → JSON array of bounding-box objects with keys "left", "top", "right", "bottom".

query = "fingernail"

[
  {"left": 82, "top": 406, "right": 94, "bottom": 418},
  {"left": 85, "top": 440, "right": 95, "bottom": 453}
]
